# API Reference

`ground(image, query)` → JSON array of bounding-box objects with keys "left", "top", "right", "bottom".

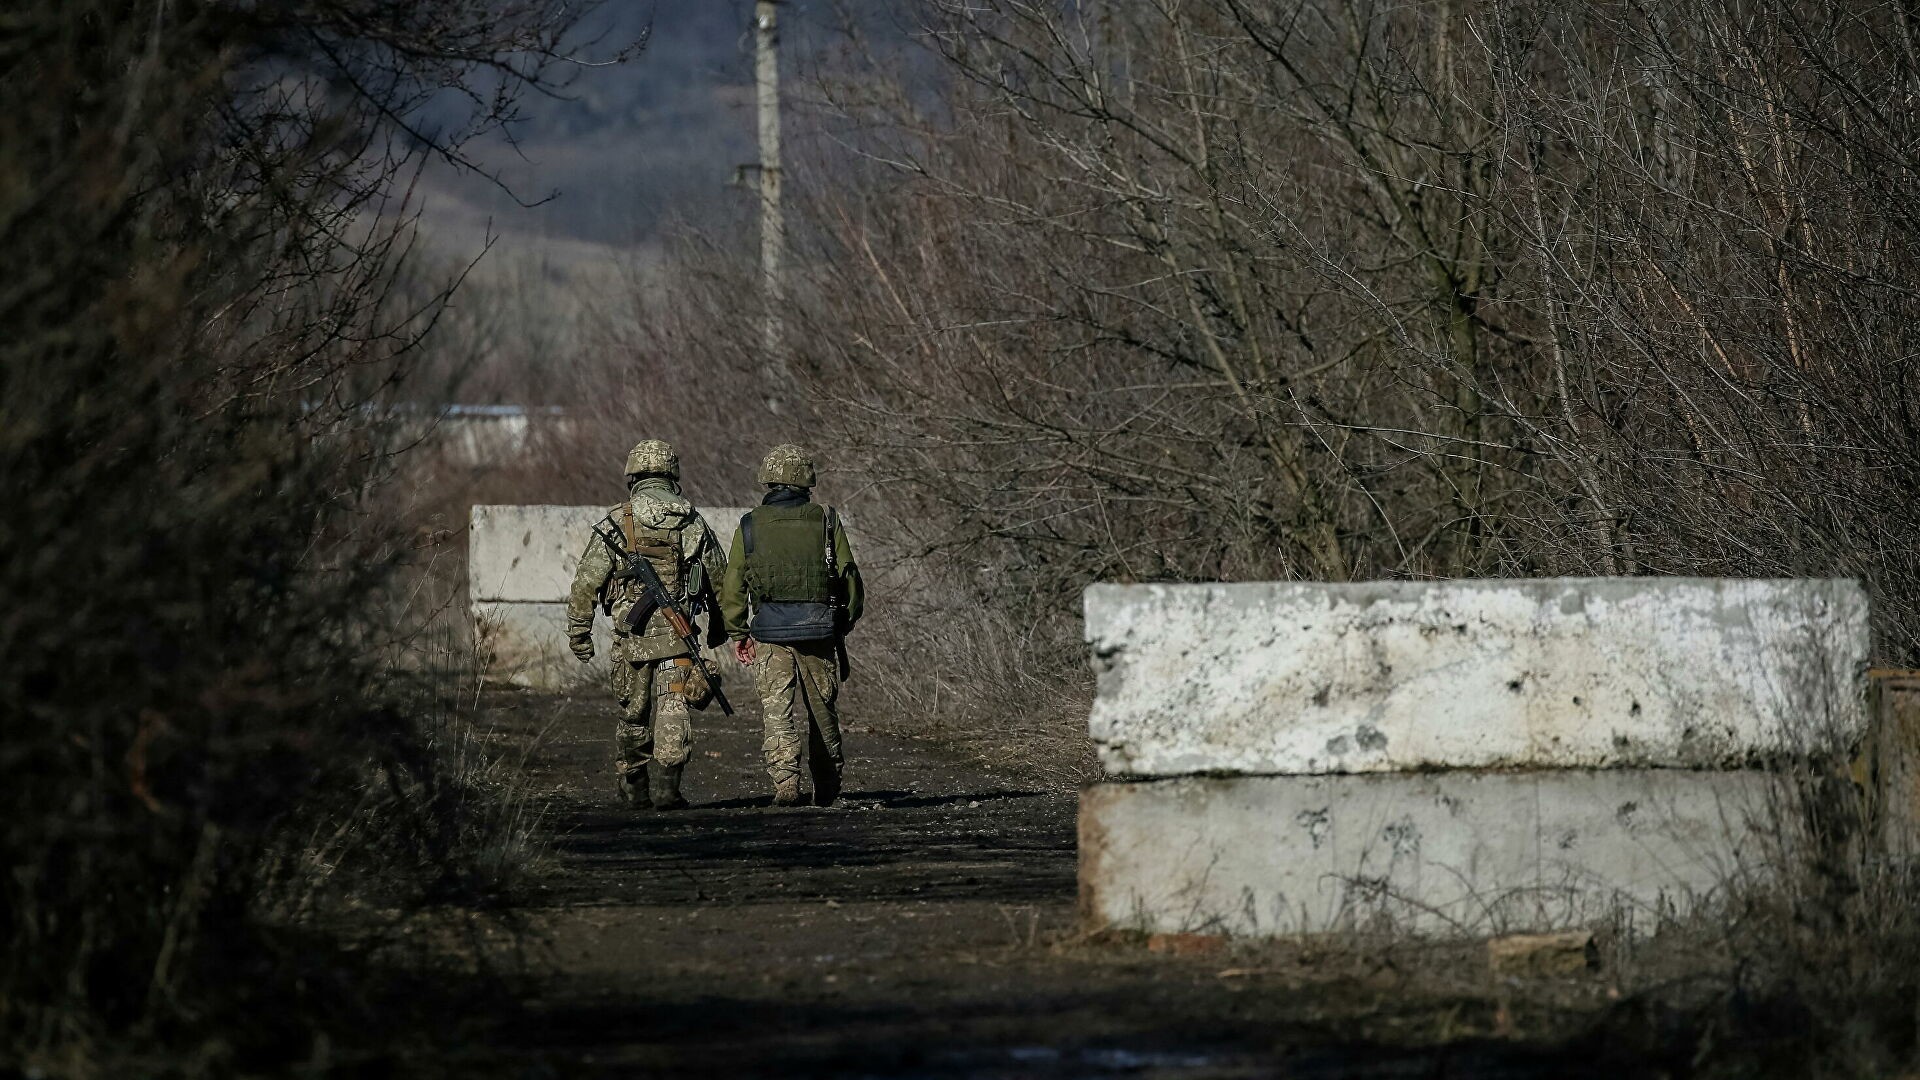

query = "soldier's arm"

[
  {"left": 719, "top": 526, "right": 751, "bottom": 640},
  {"left": 685, "top": 515, "right": 727, "bottom": 594},
  {"left": 565, "top": 527, "right": 615, "bottom": 641},
  {"left": 834, "top": 518, "right": 864, "bottom": 631},
  {"left": 683, "top": 516, "right": 730, "bottom": 646}
]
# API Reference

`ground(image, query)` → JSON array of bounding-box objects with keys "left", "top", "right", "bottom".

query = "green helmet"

[
  {"left": 758, "top": 444, "right": 816, "bottom": 487},
  {"left": 624, "top": 439, "right": 679, "bottom": 479}
]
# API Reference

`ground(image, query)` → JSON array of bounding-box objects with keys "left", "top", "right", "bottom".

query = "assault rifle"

[{"left": 590, "top": 522, "right": 734, "bottom": 716}]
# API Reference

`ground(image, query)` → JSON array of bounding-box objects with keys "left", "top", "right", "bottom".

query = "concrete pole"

[{"left": 755, "top": 0, "right": 786, "bottom": 395}]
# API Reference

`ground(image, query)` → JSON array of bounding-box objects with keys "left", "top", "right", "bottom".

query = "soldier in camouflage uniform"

[
  {"left": 720, "top": 445, "right": 864, "bottom": 807},
  {"left": 566, "top": 439, "right": 728, "bottom": 810}
]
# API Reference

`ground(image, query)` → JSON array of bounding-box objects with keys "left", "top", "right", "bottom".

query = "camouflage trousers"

[
  {"left": 754, "top": 640, "right": 842, "bottom": 786},
  {"left": 611, "top": 654, "right": 694, "bottom": 777}
]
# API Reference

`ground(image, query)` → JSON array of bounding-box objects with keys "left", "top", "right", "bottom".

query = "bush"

[{"left": 0, "top": 0, "right": 617, "bottom": 1068}]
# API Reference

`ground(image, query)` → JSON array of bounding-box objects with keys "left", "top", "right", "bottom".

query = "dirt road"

[{"left": 467, "top": 689, "right": 1671, "bottom": 1078}]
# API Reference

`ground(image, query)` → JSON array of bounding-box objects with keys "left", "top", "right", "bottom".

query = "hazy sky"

[{"left": 419, "top": 1, "right": 851, "bottom": 265}]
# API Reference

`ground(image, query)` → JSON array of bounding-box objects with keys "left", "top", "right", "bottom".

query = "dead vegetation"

[
  {"left": 515, "top": 0, "right": 1920, "bottom": 1072},
  {"left": 8, "top": 0, "right": 1920, "bottom": 1073},
  {"left": 0, "top": 0, "right": 631, "bottom": 1071},
  {"left": 500, "top": 0, "right": 1920, "bottom": 801}
]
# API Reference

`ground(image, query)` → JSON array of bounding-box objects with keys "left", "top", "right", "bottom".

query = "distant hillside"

[{"left": 414, "top": 0, "right": 767, "bottom": 265}]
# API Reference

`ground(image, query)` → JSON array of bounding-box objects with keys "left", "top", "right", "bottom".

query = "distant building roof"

[{"left": 439, "top": 404, "right": 567, "bottom": 418}]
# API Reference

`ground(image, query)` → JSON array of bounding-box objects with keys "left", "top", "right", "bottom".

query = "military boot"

[
  {"left": 772, "top": 776, "right": 804, "bottom": 806},
  {"left": 616, "top": 768, "right": 649, "bottom": 809},
  {"left": 651, "top": 761, "right": 688, "bottom": 811},
  {"left": 810, "top": 759, "right": 842, "bottom": 808}
]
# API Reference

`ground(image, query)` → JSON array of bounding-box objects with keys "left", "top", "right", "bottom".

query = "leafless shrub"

[
  {"left": 595, "top": 0, "right": 1920, "bottom": 1061},
  {"left": 0, "top": 0, "right": 628, "bottom": 1069},
  {"left": 751, "top": 0, "right": 1920, "bottom": 779}
]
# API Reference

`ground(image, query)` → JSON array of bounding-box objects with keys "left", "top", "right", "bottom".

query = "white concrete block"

[
  {"left": 469, "top": 503, "right": 753, "bottom": 690},
  {"left": 1079, "top": 772, "right": 1783, "bottom": 938},
  {"left": 1086, "top": 578, "right": 1868, "bottom": 775},
  {"left": 468, "top": 504, "right": 754, "bottom": 604},
  {"left": 470, "top": 505, "right": 609, "bottom": 604}
]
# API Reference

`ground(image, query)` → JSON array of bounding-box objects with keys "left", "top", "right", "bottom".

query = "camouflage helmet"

[
  {"left": 624, "top": 439, "right": 679, "bottom": 479},
  {"left": 757, "top": 444, "right": 816, "bottom": 487}
]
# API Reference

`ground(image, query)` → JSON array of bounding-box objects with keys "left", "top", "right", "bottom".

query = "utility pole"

[{"left": 754, "top": 0, "right": 786, "bottom": 398}]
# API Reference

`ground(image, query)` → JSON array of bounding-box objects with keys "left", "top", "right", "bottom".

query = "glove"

[{"left": 569, "top": 634, "right": 594, "bottom": 663}]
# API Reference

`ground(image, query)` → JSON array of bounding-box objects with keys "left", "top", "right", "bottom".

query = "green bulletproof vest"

[{"left": 740, "top": 502, "right": 834, "bottom": 602}]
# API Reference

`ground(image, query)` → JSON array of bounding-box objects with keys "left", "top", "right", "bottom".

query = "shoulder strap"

[
  {"left": 740, "top": 510, "right": 756, "bottom": 555},
  {"left": 621, "top": 500, "right": 637, "bottom": 553},
  {"left": 823, "top": 507, "right": 837, "bottom": 577}
]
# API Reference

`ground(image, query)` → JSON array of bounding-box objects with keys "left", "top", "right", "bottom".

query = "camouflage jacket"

[{"left": 565, "top": 478, "right": 727, "bottom": 663}]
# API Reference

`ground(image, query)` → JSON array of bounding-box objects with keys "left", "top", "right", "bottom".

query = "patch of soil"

[{"left": 459, "top": 689, "right": 1686, "bottom": 1078}]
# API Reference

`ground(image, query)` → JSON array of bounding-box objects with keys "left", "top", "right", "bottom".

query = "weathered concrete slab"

[
  {"left": 470, "top": 504, "right": 754, "bottom": 604},
  {"left": 1086, "top": 578, "right": 1868, "bottom": 776},
  {"left": 470, "top": 504, "right": 797, "bottom": 689},
  {"left": 470, "top": 505, "right": 608, "bottom": 604},
  {"left": 1080, "top": 772, "right": 1782, "bottom": 938},
  {"left": 469, "top": 504, "right": 748, "bottom": 688}
]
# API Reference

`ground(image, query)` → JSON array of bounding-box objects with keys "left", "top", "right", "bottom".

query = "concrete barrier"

[
  {"left": 469, "top": 503, "right": 854, "bottom": 688},
  {"left": 1078, "top": 576, "right": 1874, "bottom": 940},
  {"left": 470, "top": 504, "right": 754, "bottom": 688},
  {"left": 1080, "top": 771, "right": 1778, "bottom": 937},
  {"left": 1086, "top": 578, "right": 1869, "bottom": 776}
]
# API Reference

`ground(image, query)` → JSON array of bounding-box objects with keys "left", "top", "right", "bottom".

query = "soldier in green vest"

[
  {"left": 720, "top": 445, "right": 865, "bottom": 807},
  {"left": 565, "top": 439, "right": 728, "bottom": 810}
]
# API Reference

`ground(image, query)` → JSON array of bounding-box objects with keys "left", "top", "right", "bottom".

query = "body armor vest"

[{"left": 739, "top": 502, "right": 835, "bottom": 602}]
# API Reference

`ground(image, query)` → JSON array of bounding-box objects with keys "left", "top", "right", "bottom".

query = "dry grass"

[{"left": 0, "top": 0, "right": 615, "bottom": 1071}]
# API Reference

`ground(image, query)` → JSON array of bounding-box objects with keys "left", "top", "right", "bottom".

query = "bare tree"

[
  {"left": 1, "top": 0, "right": 634, "bottom": 1061},
  {"left": 612, "top": 0, "right": 1920, "bottom": 764}
]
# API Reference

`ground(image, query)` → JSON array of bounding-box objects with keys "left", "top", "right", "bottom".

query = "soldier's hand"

[
  {"left": 733, "top": 638, "right": 757, "bottom": 665},
  {"left": 569, "top": 635, "right": 594, "bottom": 663}
]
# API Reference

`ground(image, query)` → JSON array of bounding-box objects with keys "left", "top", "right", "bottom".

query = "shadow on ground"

[{"left": 452, "top": 689, "right": 1695, "bottom": 1078}]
